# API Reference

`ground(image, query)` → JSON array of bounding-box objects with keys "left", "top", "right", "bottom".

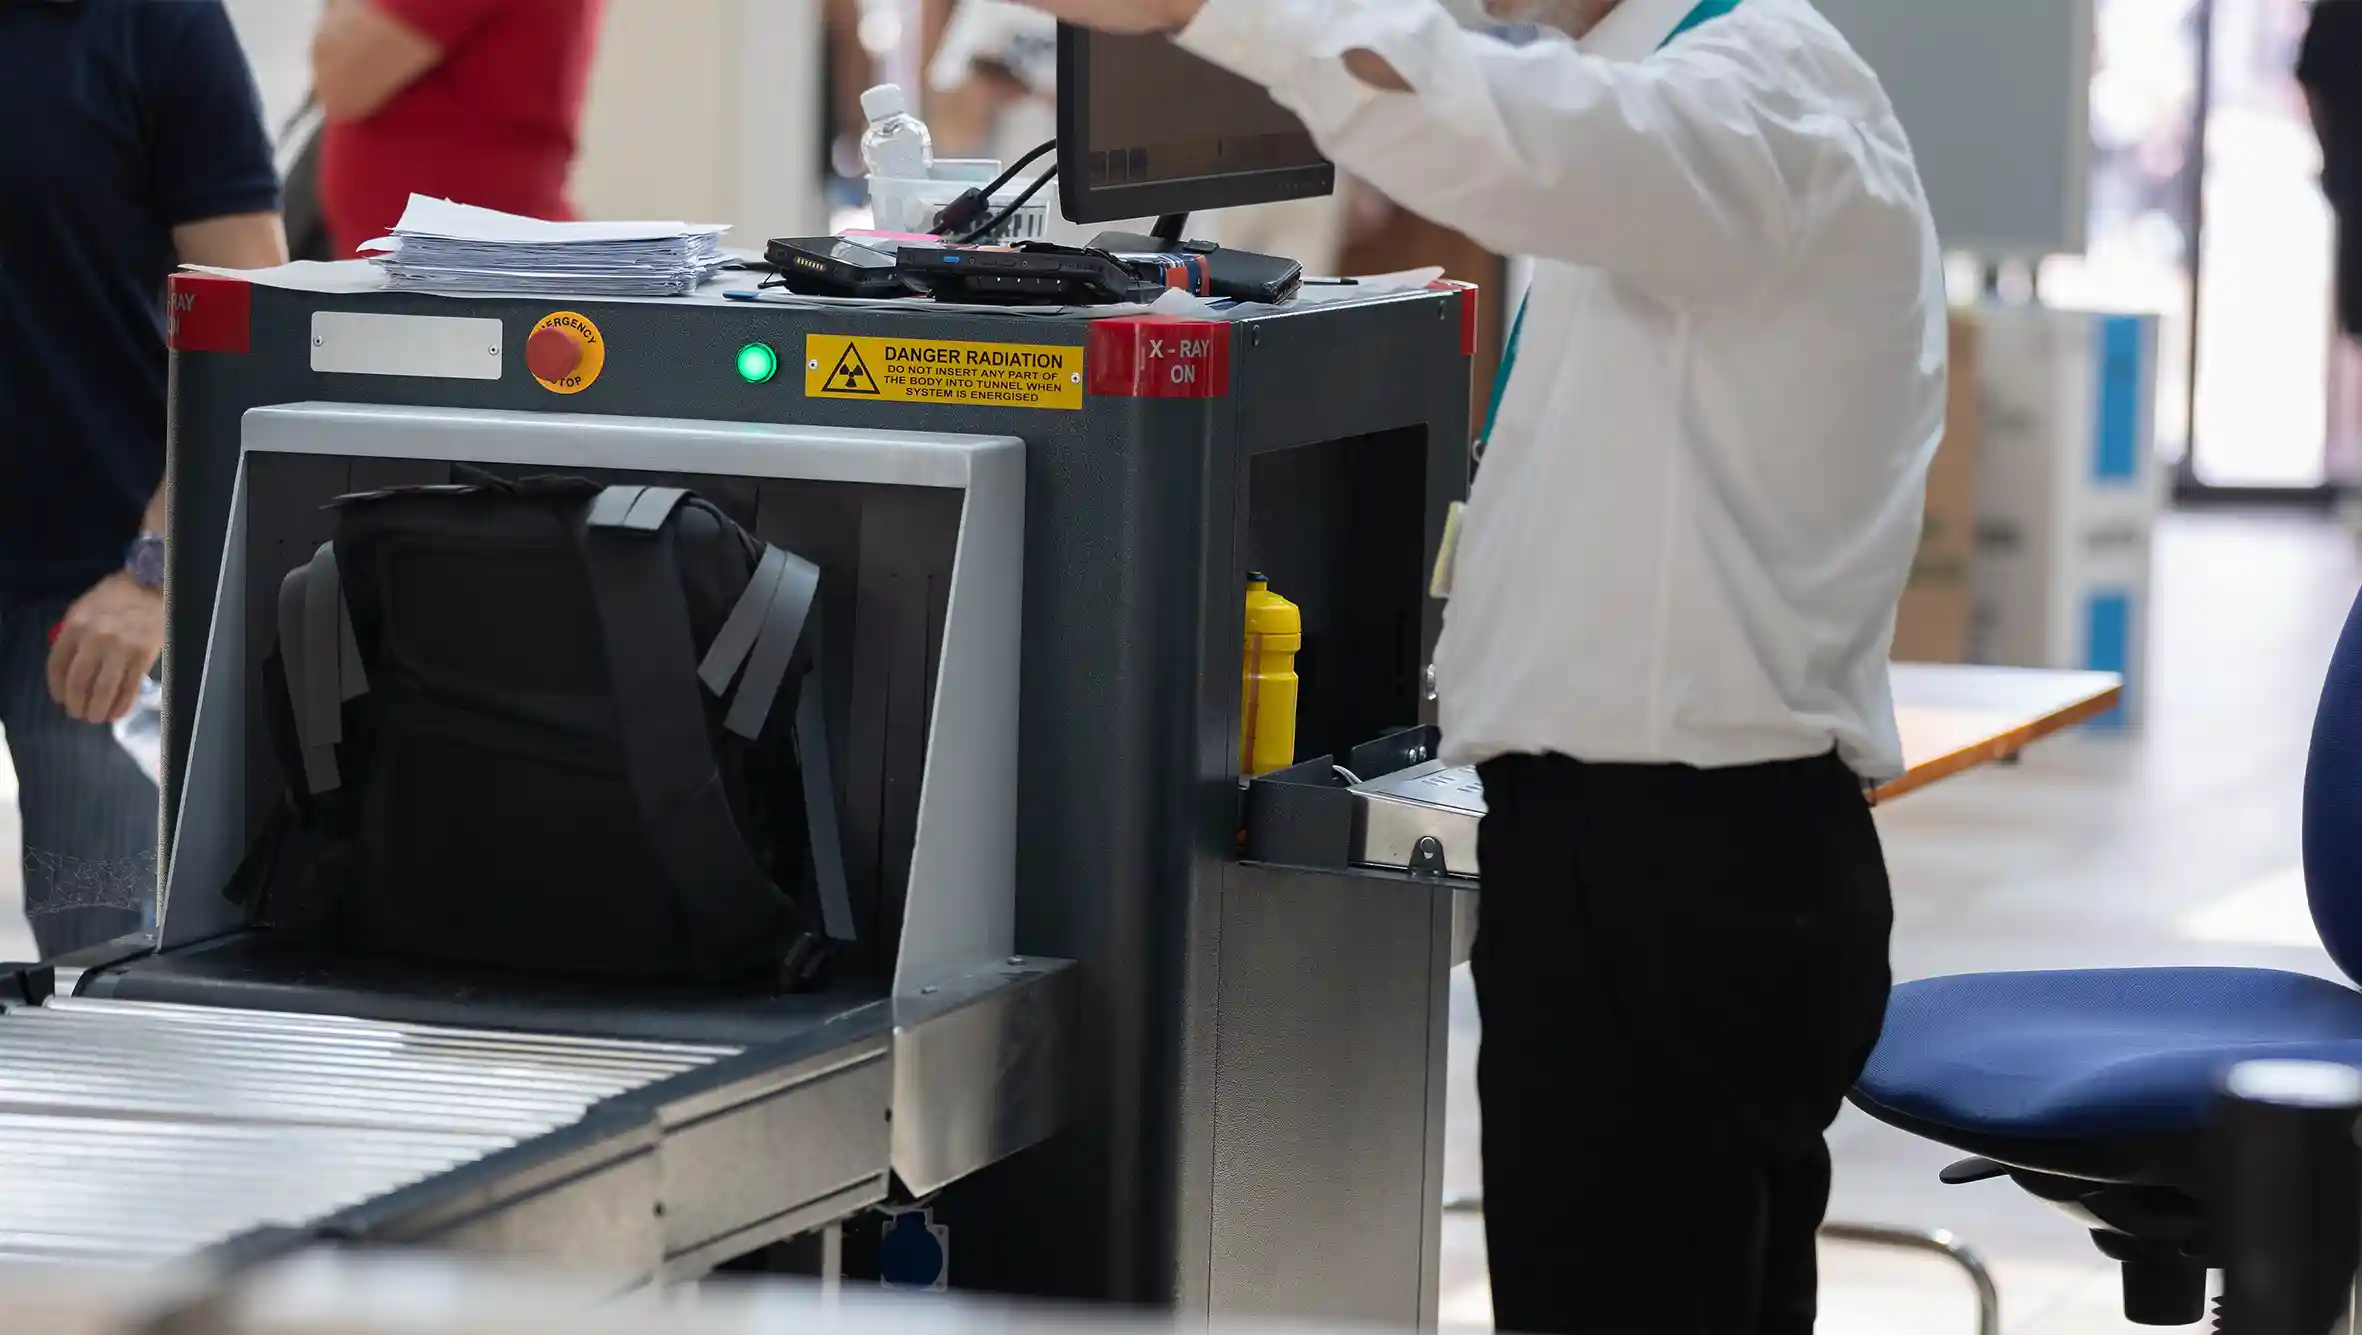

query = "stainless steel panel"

[
  {"left": 658, "top": 1177, "right": 885, "bottom": 1283},
  {"left": 657, "top": 1042, "right": 891, "bottom": 1262},
  {"left": 1450, "top": 887, "right": 1478, "bottom": 970},
  {"left": 1206, "top": 864, "right": 1452, "bottom": 1328},
  {"left": 396, "top": 1134, "right": 666, "bottom": 1278},
  {"left": 892, "top": 959, "right": 1078, "bottom": 1196},
  {"left": 1351, "top": 762, "right": 1481, "bottom": 880},
  {"left": 309, "top": 312, "right": 504, "bottom": 380}
]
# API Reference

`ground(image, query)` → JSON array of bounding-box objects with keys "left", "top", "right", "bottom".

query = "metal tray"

[{"left": 1349, "top": 760, "right": 1483, "bottom": 880}]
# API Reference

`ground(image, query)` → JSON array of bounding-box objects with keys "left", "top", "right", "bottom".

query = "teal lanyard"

[{"left": 1473, "top": 0, "right": 1742, "bottom": 457}]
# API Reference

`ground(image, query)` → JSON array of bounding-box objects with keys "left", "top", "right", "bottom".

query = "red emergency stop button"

[
  {"left": 525, "top": 311, "right": 606, "bottom": 394},
  {"left": 527, "top": 325, "right": 584, "bottom": 381}
]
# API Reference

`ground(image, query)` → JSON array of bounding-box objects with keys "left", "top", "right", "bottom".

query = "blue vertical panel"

[
  {"left": 2092, "top": 315, "right": 2145, "bottom": 484},
  {"left": 2085, "top": 590, "right": 2132, "bottom": 728}
]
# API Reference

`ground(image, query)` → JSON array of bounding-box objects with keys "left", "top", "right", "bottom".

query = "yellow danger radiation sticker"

[{"left": 804, "top": 335, "right": 1083, "bottom": 411}]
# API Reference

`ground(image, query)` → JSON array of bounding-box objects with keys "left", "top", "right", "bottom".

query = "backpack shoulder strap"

[
  {"left": 233, "top": 544, "right": 367, "bottom": 928},
  {"left": 698, "top": 542, "right": 848, "bottom": 942},
  {"left": 793, "top": 624, "right": 857, "bottom": 944},
  {"left": 576, "top": 499, "right": 791, "bottom": 972},
  {"left": 281, "top": 542, "right": 368, "bottom": 795},
  {"left": 703, "top": 544, "right": 820, "bottom": 742}
]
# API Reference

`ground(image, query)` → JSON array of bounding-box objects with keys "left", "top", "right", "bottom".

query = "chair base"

[
  {"left": 2094, "top": 1230, "right": 2211, "bottom": 1327},
  {"left": 1852, "top": 1095, "right": 2217, "bottom": 1326},
  {"left": 2017, "top": 1168, "right": 2212, "bottom": 1326}
]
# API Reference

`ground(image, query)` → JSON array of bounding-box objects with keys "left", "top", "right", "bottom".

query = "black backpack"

[{"left": 225, "top": 473, "right": 854, "bottom": 984}]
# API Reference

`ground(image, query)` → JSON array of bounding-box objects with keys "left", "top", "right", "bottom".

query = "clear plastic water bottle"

[
  {"left": 112, "top": 676, "right": 162, "bottom": 785},
  {"left": 859, "top": 84, "right": 935, "bottom": 181}
]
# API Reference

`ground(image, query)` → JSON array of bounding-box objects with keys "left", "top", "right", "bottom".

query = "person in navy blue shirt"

[
  {"left": 2304, "top": 0, "right": 2362, "bottom": 336},
  {"left": 0, "top": 0, "right": 284, "bottom": 958}
]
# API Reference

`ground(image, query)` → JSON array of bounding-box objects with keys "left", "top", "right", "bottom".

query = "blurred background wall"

[{"left": 223, "top": 0, "right": 826, "bottom": 245}]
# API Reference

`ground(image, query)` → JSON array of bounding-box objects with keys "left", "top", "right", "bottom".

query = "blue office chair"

[{"left": 1853, "top": 589, "right": 2362, "bottom": 1327}]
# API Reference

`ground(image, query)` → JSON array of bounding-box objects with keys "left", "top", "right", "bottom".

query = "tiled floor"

[
  {"left": 0, "top": 509, "right": 2355, "bottom": 1331},
  {"left": 1433, "top": 508, "right": 2362, "bottom": 1332}
]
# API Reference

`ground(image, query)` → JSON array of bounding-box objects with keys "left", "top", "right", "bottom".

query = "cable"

[
  {"left": 928, "top": 139, "right": 1057, "bottom": 239},
  {"left": 978, "top": 139, "right": 1057, "bottom": 200},
  {"left": 951, "top": 162, "right": 1059, "bottom": 243}
]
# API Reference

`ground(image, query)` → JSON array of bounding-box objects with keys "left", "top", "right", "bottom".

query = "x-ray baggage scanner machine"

[{"left": 0, "top": 269, "right": 1479, "bottom": 1327}]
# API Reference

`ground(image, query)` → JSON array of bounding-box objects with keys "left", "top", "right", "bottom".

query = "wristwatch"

[{"left": 124, "top": 532, "right": 166, "bottom": 592}]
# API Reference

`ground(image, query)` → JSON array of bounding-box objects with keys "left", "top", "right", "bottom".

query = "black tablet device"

[{"left": 895, "top": 242, "right": 1144, "bottom": 306}]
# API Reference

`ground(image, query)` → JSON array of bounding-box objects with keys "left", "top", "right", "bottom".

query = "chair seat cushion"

[{"left": 1856, "top": 968, "right": 2362, "bottom": 1138}]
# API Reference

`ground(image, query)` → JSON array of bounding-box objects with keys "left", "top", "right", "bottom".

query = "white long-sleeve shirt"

[{"left": 1176, "top": 0, "right": 1946, "bottom": 779}]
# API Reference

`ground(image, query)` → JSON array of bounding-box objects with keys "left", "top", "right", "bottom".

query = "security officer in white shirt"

[{"left": 1020, "top": 0, "right": 1944, "bottom": 1328}]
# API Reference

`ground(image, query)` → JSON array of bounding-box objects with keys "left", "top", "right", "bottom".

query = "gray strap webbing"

[
  {"left": 278, "top": 551, "right": 338, "bottom": 795},
  {"left": 337, "top": 590, "right": 368, "bottom": 703},
  {"left": 796, "top": 627, "right": 855, "bottom": 943},
  {"left": 699, "top": 545, "right": 790, "bottom": 696},
  {"left": 587, "top": 484, "right": 690, "bottom": 533},
  {"left": 282, "top": 542, "right": 371, "bottom": 795},
  {"left": 276, "top": 563, "right": 305, "bottom": 738},
  {"left": 278, "top": 559, "right": 335, "bottom": 789},
  {"left": 586, "top": 486, "right": 646, "bottom": 529},
  {"left": 301, "top": 544, "right": 349, "bottom": 749},
  {"left": 578, "top": 515, "right": 790, "bottom": 974},
  {"left": 622, "top": 487, "right": 689, "bottom": 532},
  {"left": 723, "top": 547, "right": 821, "bottom": 742}
]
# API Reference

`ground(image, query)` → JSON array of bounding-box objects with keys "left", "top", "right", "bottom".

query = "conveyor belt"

[{"left": 0, "top": 998, "right": 733, "bottom": 1266}]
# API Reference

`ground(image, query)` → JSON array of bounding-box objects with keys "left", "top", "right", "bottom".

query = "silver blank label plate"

[{"left": 310, "top": 310, "right": 504, "bottom": 380}]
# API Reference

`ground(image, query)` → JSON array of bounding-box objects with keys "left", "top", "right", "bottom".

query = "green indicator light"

[{"left": 736, "top": 341, "right": 779, "bottom": 385}]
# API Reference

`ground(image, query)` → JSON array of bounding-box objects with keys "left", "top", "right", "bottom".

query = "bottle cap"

[{"left": 861, "top": 84, "right": 910, "bottom": 123}]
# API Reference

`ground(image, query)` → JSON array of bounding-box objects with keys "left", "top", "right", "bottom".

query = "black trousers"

[{"left": 1472, "top": 751, "right": 1893, "bottom": 1335}]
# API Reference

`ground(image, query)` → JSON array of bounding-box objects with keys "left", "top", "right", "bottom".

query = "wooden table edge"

[{"left": 1872, "top": 682, "right": 2126, "bottom": 805}]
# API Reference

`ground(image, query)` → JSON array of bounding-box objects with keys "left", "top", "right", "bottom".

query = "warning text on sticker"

[{"left": 805, "top": 334, "right": 1085, "bottom": 411}]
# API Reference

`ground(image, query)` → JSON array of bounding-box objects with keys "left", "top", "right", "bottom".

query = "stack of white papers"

[{"left": 363, "top": 196, "right": 732, "bottom": 297}]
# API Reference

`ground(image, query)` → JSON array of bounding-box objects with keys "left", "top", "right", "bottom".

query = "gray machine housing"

[
  {"left": 165, "top": 403, "right": 1024, "bottom": 998},
  {"left": 116, "top": 279, "right": 1471, "bottom": 1325}
]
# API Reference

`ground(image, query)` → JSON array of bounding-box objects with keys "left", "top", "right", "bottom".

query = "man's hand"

[
  {"left": 48, "top": 573, "right": 164, "bottom": 726},
  {"left": 1008, "top": 0, "right": 1204, "bottom": 35}
]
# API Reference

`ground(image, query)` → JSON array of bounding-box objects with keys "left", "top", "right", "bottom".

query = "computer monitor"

[{"left": 1056, "top": 26, "right": 1336, "bottom": 225}]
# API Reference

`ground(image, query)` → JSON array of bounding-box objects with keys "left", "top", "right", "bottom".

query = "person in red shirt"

[{"left": 312, "top": 0, "right": 606, "bottom": 256}]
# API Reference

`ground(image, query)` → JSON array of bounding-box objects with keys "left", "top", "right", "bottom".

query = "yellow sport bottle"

[{"left": 1240, "top": 573, "right": 1302, "bottom": 778}]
